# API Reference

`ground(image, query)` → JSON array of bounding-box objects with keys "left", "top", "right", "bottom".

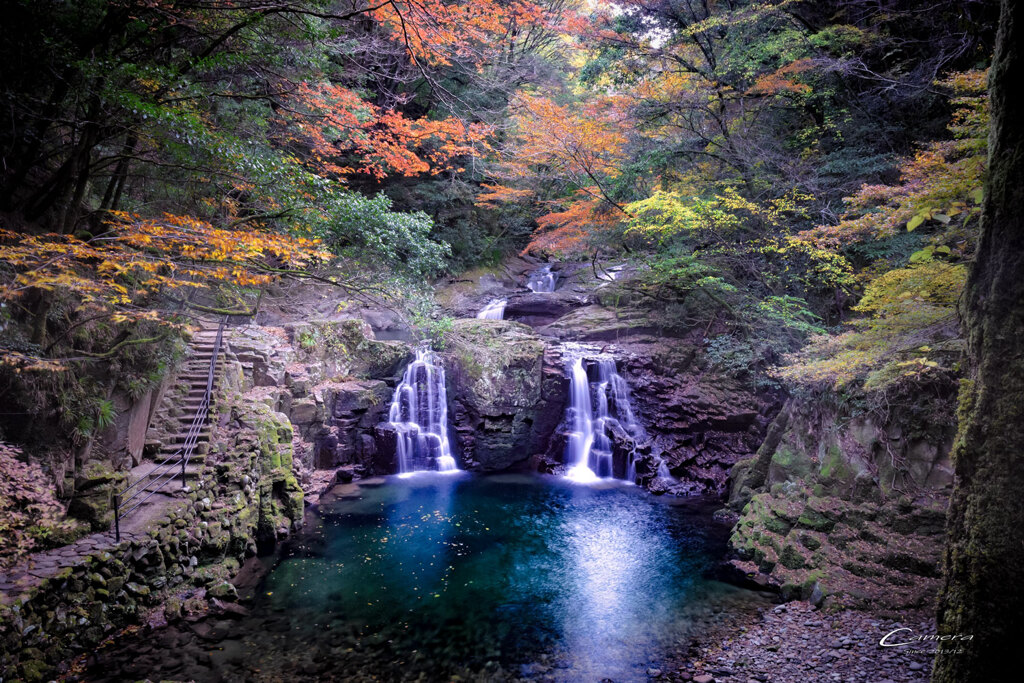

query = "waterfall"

[
  {"left": 476, "top": 298, "right": 506, "bottom": 320},
  {"left": 527, "top": 264, "right": 558, "bottom": 293},
  {"left": 565, "top": 357, "right": 598, "bottom": 482},
  {"left": 387, "top": 347, "right": 458, "bottom": 474},
  {"left": 563, "top": 354, "right": 646, "bottom": 483}
]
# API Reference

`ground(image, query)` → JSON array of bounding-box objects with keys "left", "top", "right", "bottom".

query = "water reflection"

[
  {"left": 554, "top": 484, "right": 689, "bottom": 680},
  {"left": 383, "top": 473, "right": 460, "bottom": 603}
]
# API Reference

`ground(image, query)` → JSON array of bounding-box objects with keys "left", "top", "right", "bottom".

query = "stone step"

[
  {"left": 167, "top": 432, "right": 211, "bottom": 444},
  {"left": 141, "top": 463, "right": 203, "bottom": 482},
  {"left": 152, "top": 454, "right": 206, "bottom": 467}
]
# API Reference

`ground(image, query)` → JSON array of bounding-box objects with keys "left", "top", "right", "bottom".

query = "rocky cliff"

[{"left": 724, "top": 386, "right": 956, "bottom": 609}]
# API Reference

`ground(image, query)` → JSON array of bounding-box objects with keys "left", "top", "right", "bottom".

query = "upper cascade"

[
  {"left": 476, "top": 298, "right": 507, "bottom": 320},
  {"left": 564, "top": 353, "right": 647, "bottom": 483},
  {"left": 526, "top": 264, "right": 558, "bottom": 293},
  {"left": 387, "top": 346, "right": 458, "bottom": 474}
]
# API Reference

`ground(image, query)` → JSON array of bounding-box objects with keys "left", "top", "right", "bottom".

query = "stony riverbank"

[{"left": 662, "top": 600, "right": 935, "bottom": 683}]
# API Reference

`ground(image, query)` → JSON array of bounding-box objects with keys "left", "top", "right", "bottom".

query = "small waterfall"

[
  {"left": 387, "top": 347, "right": 458, "bottom": 474},
  {"left": 565, "top": 357, "right": 598, "bottom": 482},
  {"left": 476, "top": 298, "right": 506, "bottom": 320},
  {"left": 527, "top": 264, "right": 558, "bottom": 293},
  {"left": 563, "top": 354, "right": 646, "bottom": 483}
]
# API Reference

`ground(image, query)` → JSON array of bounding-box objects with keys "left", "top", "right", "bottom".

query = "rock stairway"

[{"left": 136, "top": 324, "right": 226, "bottom": 494}]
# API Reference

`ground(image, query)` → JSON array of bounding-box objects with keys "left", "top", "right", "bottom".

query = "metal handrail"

[{"left": 113, "top": 317, "right": 227, "bottom": 541}]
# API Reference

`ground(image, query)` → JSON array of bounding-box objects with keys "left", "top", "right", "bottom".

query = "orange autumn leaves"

[
  {"left": 279, "top": 0, "right": 565, "bottom": 180},
  {"left": 280, "top": 82, "right": 489, "bottom": 180},
  {"left": 478, "top": 93, "right": 630, "bottom": 254},
  {"left": 371, "top": 0, "right": 548, "bottom": 67},
  {"left": 0, "top": 212, "right": 331, "bottom": 365}
]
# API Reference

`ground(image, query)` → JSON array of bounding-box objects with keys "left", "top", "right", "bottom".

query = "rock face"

[
  {"left": 615, "top": 340, "right": 779, "bottom": 494},
  {"left": 728, "top": 398, "right": 955, "bottom": 510},
  {"left": 436, "top": 260, "right": 782, "bottom": 493},
  {"left": 537, "top": 305, "right": 658, "bottom": 341},
  {"left": 725, "top": 388, "right": 956, "bottom": 608},
  {"left": 229, "top": 319, "right": 408, "bottom": 391},
  {"left": 221, "top": 319, "right": 411, "bottom": 483},
  {"left": 442, "top": 319, "right": 566, "bottom": 471}
]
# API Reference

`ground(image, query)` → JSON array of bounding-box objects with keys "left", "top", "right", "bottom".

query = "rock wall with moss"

[
  {"left": 0, "top": 398, "right": 303, "bottom": 681},
  {"left": 725, "top": 385, "right": 956, "bottom": 608},
  {"left": 220, "top": 319, "right": 410, "bottom": 482},
  {"left": 442, "top": 319, "right": 567, "bottom": 471}
]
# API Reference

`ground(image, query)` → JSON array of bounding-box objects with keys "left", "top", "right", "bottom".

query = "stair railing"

[{"left": 112, "top": 317, "right": 227, "bottom": 541}]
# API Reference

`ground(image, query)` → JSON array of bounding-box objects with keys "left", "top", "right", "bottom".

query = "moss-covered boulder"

[{"left": 443, "top": 319, "right": 566, "bottom": 471}]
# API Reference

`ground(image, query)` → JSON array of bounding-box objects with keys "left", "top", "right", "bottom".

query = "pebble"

[{"left": 663, "top": 601, "right": 934, "bottom": 683}]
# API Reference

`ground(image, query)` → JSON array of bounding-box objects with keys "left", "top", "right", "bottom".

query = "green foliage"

[
  {"left": 779, "top": 260, "right": 965, "bottom": 391},
  {"left": 405, "top": 291, "right": 456, "bottom": 349},
  {"left": 755, "top": 296, "right": 827, "bottom": 339},
  {"left": 315, "top": 192, "right": 450, "bottom": 276}
]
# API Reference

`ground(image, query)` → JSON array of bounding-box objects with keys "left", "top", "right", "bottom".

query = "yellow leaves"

[
  {"left": 799, "top": 71, "right": 988, "bottom": 250},
  {"left": 0, "top": 213, "right": 329, "bottom": 322},
  {"left": 779, "top": 261, "right": 965, "bottom": 392},
  {"left": 624, "top": 187, "right": 813, "bottom": 244},
  {"left": 0, "top": 350, "right": 66, "bottom": 372}
]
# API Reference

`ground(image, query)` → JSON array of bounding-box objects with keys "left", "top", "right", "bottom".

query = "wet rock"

[{"left": 443, "top": 320, "right": 566, "bottom": 471}]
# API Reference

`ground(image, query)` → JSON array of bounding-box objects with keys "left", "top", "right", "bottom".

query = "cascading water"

[
  {"left": 527, "top": 264, "right": 558, "bottom": 293},
  {"left": 387, "top": 347, "right": 458, "bottom": 474},
  {"left": 476, "top": 298, "right": 506, "bottom": 320},
  {"left": 563, "top": 353, "right": 647, "bottom": 483},
  {"left": 565, "top": 357, "right": 598, "bottom": 483}
]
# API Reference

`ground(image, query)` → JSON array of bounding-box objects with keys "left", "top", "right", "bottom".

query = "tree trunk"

[{"left": 934, "top": 1, "right": 1024, "bottom": 680}]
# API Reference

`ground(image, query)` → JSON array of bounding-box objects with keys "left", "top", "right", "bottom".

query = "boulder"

[{"left": 443, "top": 319, "right": 566, "bottom": 471}]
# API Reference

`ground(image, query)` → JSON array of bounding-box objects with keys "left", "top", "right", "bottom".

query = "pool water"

[{"left": 85, "top": 473, "right": 769, "bottom": 682}]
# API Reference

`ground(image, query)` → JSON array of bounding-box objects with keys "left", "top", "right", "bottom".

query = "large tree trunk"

[{"left": 934, "top": 1, "right": 1024, "bottom": 680}]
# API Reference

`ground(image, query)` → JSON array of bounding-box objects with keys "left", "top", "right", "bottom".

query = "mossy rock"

[
  {"left": 797, "top": 506, "right": 836, "bottom": 533},
  {"left": 799, "top": 532, "right": 823, "bottom": 551},
  {"left": 767, "top": 444, "right": 815, "bottom": 485},
  {"left": 68, "top": 464, "right": 128, "bottom": 529},
  {"left": 207, "top": 581, "right": 238, "bottom": 601},
  {"left": 779, "top": 543, "right": 806, "bottom": 570}
]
